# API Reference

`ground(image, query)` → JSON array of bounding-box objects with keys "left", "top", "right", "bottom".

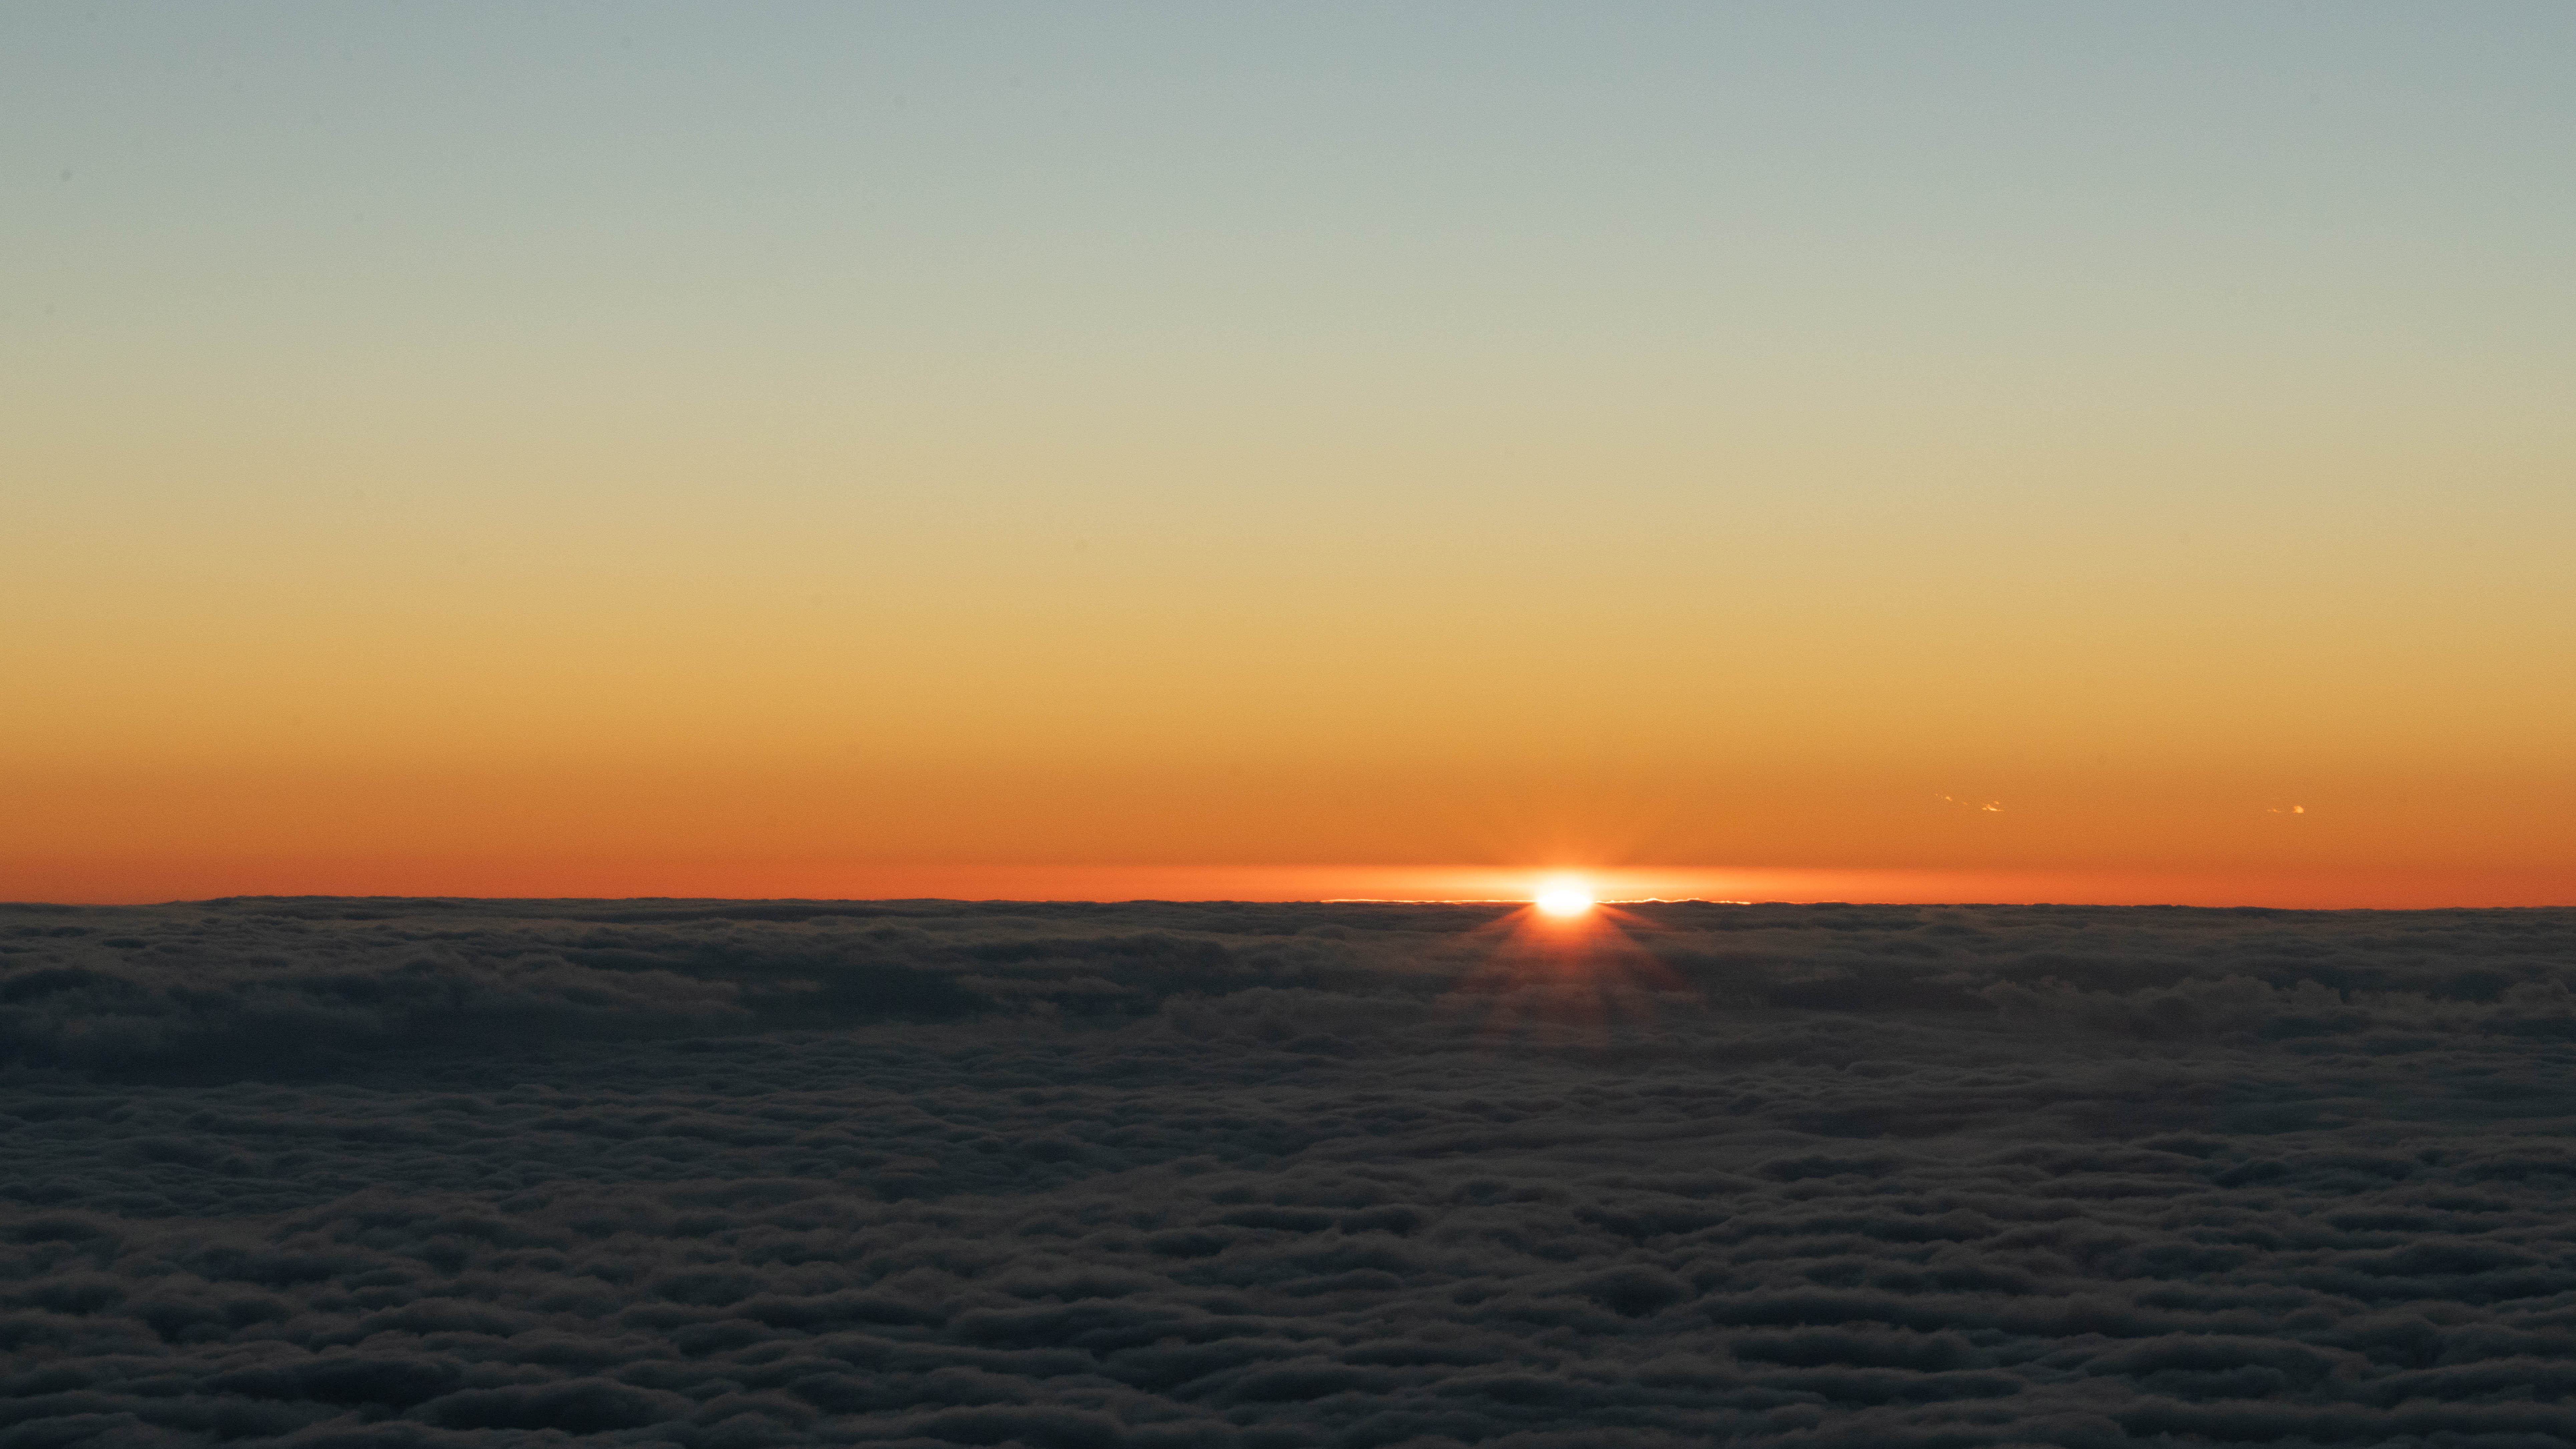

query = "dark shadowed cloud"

[{"left": 4, "top": 898, "right": 2574, "bottom": 1447}]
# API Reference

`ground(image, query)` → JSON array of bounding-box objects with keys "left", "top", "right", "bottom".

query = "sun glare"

[{"left": 1534, "top": 881, "right": 1595, "bottom": 918}]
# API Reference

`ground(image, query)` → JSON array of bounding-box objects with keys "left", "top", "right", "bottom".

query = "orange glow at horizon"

[
  {"left": 6, "top": 750, "right": 2574, "bottom": 909},
  {"left": 2, "top": 857, "right": 2567, "bottom": 911}
]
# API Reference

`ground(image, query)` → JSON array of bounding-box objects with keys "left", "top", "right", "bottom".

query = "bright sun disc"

[{"left": 1535, "top": 885, "right": 1595, "bottom": 918}]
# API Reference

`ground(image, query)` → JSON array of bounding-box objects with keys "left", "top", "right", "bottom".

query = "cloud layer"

[{"left": 4, "top": 898, "right": 2574, "bottom": 1447}]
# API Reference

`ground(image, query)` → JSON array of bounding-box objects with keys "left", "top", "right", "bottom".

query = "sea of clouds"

[{"left": 3, "top": 897, "right": 2573, "bottom": 1448}]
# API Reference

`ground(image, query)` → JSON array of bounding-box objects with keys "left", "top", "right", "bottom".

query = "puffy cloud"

[{"left": 0, "top": 897, "right": 2572, "bottom": 1445}]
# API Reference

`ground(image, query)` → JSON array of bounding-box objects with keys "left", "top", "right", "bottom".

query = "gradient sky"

[{"left": 6, "top": 2, "right": 2571, "bottom": 904}]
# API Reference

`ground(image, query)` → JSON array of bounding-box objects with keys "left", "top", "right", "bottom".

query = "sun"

[{"left": 1534, "top": 880, "right": 1596, "bottom": 918}]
